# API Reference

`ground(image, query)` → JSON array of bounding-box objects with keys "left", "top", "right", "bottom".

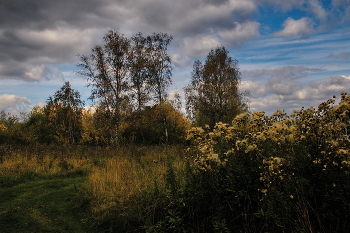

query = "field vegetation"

[
  {"left": 1, "top": 93, "right": 350, "bottom": 232},
  {"left": 1, "top": 30, "right": 350, "bottom": 232}
]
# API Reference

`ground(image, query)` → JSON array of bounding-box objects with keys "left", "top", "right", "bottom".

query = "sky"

[{"left": 0, "top": 0, "right": 349, "bottom": 116}]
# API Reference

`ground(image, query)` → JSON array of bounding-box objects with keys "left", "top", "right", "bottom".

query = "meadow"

[
  {"left": 0, "top": 145, "right": 187, "bottom": 232},
  {"left": 1, "top": 93, "right": 350, "bottom": 232}
]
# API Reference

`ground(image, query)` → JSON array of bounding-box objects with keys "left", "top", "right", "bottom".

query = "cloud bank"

[
  {"left": 241, "top": 72, "right": 350, "bottom": 114},
  {"left": 0, "top": 94, "right": 32, "bottom": 114},
  {"left": 275, "top": 17, "right": 315, "bottom": 38},
  {"left": 0, "top": 0, "right": 348, "bottom": 81},
  {"left": 0, "top": 0, "right": 349, "bottom": 115},
  {"left": 0, "top": 0, "right": 261, "bottom": 81}
]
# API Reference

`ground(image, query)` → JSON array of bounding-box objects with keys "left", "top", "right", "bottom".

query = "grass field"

[
  {"left": 0, "top": 177, "right": 87, "bottom": 233},
  {"left": 0, "top": 145, "right": 185, "bottom": 232},
  {"left": 2, "top": 98, "right": 350, "bottom": 233}
]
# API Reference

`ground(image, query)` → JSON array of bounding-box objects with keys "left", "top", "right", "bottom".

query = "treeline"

[
  {"left": 0, "top": 31, "right": 247, "bottom": 146},
  {"left": 0, "top": 86, "right": 189, "bottom": 145}
]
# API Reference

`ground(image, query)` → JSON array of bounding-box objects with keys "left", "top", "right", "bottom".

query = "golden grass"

[
  {"left": 85, "top": 145, "right": 186, "bottom": 215},
  {"left": 0, "top": 150, "right": 92, "bottom": 179},
  {"left": 0, "top": 144, "right": 187, "bottom": 229}
]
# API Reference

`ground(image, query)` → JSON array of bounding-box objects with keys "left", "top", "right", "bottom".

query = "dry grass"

[
  {"left": 85, "top": 145, "right": 186, "bottom": 216},
  {"left": 0, "top": 148, "right": 92, "bottom": 181},
  {"left": 0, "top": 144, "right": 187, "bottom": 231}
]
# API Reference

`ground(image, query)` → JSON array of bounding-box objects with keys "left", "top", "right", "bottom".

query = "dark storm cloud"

[
  {"left": 0, "top": 30, "right": 45, "bottom": 62},
  {"left": 0, "top": 0, "right": 110, "bottom": 30},
  {"left": 1, "top": 0, "right": 256, "bottom": 37},
  {"left": 0, "top": 0, "right": 346, "bottom": 81},
  {"left": 0, "top": 0, "right": 116, "bottom": 80},
  {"left": 0, "top": 0, "right": 260, "bottom": 81}
]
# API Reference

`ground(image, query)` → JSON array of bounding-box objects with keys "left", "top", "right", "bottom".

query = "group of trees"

[
  {"left": 0, "top": 30, "right": 248, "bottom": 146},
  {"left": 77, "top": 31, "right": 173, "bottom": 144}
]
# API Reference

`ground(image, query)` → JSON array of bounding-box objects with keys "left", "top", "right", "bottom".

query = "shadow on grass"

[{"left": 0, "top": 177, "right": 89, "bottom": 233}]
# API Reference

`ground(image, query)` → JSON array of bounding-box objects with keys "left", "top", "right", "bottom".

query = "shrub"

[{"left": 181, "top": 93, "right": 350, "bottom": 232}]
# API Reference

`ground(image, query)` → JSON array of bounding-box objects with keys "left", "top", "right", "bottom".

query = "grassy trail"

[{"left": 0, "top": 176, "right": 88, "bottom": 233}]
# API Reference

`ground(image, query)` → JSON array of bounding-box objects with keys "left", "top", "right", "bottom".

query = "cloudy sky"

[{"left": 0, "top": 0, "right": 349, "bottom": 116}]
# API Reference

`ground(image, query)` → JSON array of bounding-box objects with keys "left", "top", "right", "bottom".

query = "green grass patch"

[{"left": 0, "top": 177, "right": 88, "bottom": 233}]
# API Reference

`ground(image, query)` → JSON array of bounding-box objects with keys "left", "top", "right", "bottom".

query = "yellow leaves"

[
  {"left": 0, "top": 124, "right": 7, "bottom": 131},
  {"left": 245, "top": 144, "right": 257, "bottom": 153},
  {"left": 337, "top": 149, "right": 348, "bottom": 156},
  {"left": 256, "top": 132, "right": 266, "bottom": 141},
  {"left": 232, "top": 112, "right": 250, "bottom": 129},
  {"left": 253, "top": 111, "right": 265, "bottom": 118},
  {"left": 186, "top": 127, "right": 206, "bottom": 141},
  {"left": 187, "top": 92, "right": 350, "bottom": 176},
  {"left": 261, "top": 189, "right": 267, "bottom": 194},
  {"left": 186, "top": 133, "right": 194, "bottom": 141},
  {"left": 263, "top": 157, "right": 285, "bottom": 172},
  {"left": 341, "top": 161, "right": 350, "bottom": 166}
]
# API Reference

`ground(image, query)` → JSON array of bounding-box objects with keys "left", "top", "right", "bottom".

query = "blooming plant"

[{"left": 185, "top": 93, "right": 350, "bottom": 232}]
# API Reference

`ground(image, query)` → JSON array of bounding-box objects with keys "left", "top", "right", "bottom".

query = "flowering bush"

[{"left": 183, "top": 93, "right": 350, "bottom": 232}]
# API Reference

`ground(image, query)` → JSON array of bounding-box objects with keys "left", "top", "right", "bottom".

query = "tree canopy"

[
  {"left": 185, "top": 46, "right": 248, "bottom": 128},
  {"left": 77, "top": 30, "right": 174, "bottom": 144},
  {"left": 0, "top": 32, "right": 251, "bottom": 146}
]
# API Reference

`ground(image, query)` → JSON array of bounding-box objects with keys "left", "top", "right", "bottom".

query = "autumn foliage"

[
  {"left": 1, "top": 30, "right": 350, "bottom": 231},
  {"left": 181, "top": 92, "right": 350, "bottom": 232}
]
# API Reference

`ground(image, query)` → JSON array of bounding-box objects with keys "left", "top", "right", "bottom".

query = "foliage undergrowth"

[
  {"left": 82, "top": 145, "right": 187, "bottom": 232},
  {"left": 0, "top": 145, "right": 100, "bottom": 232},
  {"left": 0, "top": 145, "right": 102, "bottom": 186},
  {"left": 180, "top": 93, "right": 350, "bottom": 232},
  {"left": 2, "top": 93, "right": 350, "bottom": 232},
  {"left": 0, "top": 144, "right": 188, "bottom": 232}
]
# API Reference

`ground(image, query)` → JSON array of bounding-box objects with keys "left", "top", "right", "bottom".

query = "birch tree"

[
  {"left": 77, "top": 31, "right": 130, "bottom": 144},
  {"left": 146, "top": 33, "right": 173, "bottom": 143}
]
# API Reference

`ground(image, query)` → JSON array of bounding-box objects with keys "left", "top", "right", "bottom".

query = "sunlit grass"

[
  {"left": 0, "top": 146, "right": 94, "bottom": 185},
  {"left": 0, "top": 144, "right": 187, "bottom": 232},
  {"left": 83, "top": 145, "right": 187, "bottom": 231}
]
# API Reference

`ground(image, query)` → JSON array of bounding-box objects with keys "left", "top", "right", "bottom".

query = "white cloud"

[
  {"left": 309, "top": 75, "right": 350, "bottom": 94},
  {"left": 23, "top": 65, "right": 64, "bottom": 81},
  {"left": 179, "top": 20, "right": 260, "bottom": 58},
  {"left": 275, "top": 17, "right": 315, "bottom": 38},
  {"left": 240, "top": 80, "right": 268, "bottom": 98},
  {"left": 219, "top": 21, "right": 260, "bottom": 46},
  {"left": 308, "top": 0, "right": 327, "bottom": 22},
  {"left": 181, "top": 34, "right": 222, "bottom": 58},
  {"left": 0, "top": 94, "right": 32, "bottom": 113},
  {"left": 242, "top": 74, "right": 350, "bottom": 114},
  {"left": 240, "top": 78, "right": 303, "bottom": 99},
  {"left": 331, "top": 0, "right": 350, "bottom": 25}
]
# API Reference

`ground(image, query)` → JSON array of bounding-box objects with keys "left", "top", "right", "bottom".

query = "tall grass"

[
  {"left": 0, "top": 144, "right": 187, "bottom": 231},
  {"left": 3, "top": 90, "right": 350, "bottom": 233},
  {"left": 80, "top": 145, "right": 187, "bottom": 232},
  {"left": 0, "top": 145, "right": 96, "bottom": 186}
]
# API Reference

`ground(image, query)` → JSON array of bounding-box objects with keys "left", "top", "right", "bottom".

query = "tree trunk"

[{"left": 163, "top": 114, "right": 169, "bottom": 144}]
